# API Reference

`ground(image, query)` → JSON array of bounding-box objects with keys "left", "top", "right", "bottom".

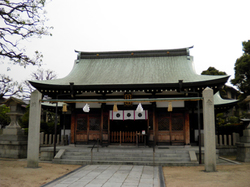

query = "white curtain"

[
  {"left": 110, "top": 110, "right": 148, "bottom": 120},
  {"left": 110, "top": 111, "right": 123, "bottom": 120},
  {"left": 124, "top": 110, "right": 134, "bottom": 120},
  {"left": 135, "top": 110, "right": 148, "bottom": 120}
]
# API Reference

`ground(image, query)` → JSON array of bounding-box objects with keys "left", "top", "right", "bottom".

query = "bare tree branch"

[
  {"left": 0, "top": 69, "right": 57, "bottom": 99},
  {"left": 0, "top": 0, "right": 52, "bottom": 67}
]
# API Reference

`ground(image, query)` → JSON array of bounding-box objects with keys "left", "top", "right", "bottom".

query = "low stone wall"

[
  {"left": 195, "top": 150, "right": 219, "bottom": 164},
  {"left": 199, "top": 132, "right": 239, "bottom": 156},
  {"left": 217, "top": 145, "right": 237, "bottom": 156},
  {"left": 0, "top": 140, "right": 27, "bottom": 158}
]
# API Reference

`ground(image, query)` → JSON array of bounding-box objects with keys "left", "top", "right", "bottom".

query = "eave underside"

[{"left": 31, "top": 79, "right": 227, "bottom": 99}]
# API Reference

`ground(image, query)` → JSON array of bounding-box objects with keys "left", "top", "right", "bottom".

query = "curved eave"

[
  {"left": 42, "top": 102, "right": 64, "bottom": 107},
  {"left": 4, "top": 97, "right": 26, "bottom": 106},
  {"left": 41, "top": 102, "right": 65, "bottom": 113},
  {"left": 29, "top": 76, "right": 229, "bottom": 95},
  {"left": 214, "top": 91, "right": 238, "bottom": 106}
]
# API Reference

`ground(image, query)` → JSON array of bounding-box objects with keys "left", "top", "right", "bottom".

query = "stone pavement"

[{"left": 43, "top": 165, "right": 160, "bottom": 187}]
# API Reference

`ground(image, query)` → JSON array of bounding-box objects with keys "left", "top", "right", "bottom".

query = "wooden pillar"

[
  {"left": 147, "top": 117, "right": 149, "bottom": 145},
  {"left": 170, "top": 114, "right": 172, "bottom": 144},
  {"left": 100, "top": 104, "right": 104, "bottom": 144},
  {"left": 87, "top": 115, "right": 89, "bottom": 144},
  {"left": 152, "top": 102, "right": 156, "bottom": 145},
  {"left": 108, "top": 113, "right": 110, "bottom": 144},
  {"left": 70, "top": 114, "right": 76, "bottom": 144},
  {"left": 185, "top": 111, "right": 190, "bottom": 145}
]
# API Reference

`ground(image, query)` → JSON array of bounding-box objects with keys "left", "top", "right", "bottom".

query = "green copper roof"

[
  {"left": 30, "top": 48, "right": 229, "bottom": 89},
  {"left": 214, "top": 91, "right": 238, "bottom": 106}
]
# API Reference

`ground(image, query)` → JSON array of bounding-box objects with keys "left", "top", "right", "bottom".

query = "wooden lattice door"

[
  {"left": 157, "top": 113, "right": 185, "bottom": 144},
  {"left": 76, "top": 114, "right": 88, "bottom": 142},
  {"left": 171, "top": 114, "right": 185, "bottom": 143}
]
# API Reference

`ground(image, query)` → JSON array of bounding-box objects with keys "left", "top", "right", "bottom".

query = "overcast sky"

[{"left": 1, "top": 0, "right": 250, "bottom": 87}]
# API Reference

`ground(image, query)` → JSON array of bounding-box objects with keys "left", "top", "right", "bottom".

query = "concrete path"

[{"left": 43, "top": 165, "right": 160, "bottom": 187}]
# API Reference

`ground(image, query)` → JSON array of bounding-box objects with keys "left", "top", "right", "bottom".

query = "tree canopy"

[
  {"left": 0, "top": 0, "right": 51, "bottom": 67},
  {"left": 0, "top": 1, "right": 52, "bottom": 99},
  {"left": 201, "top": 67, "right": 227, "bottom": 75},
  {"left": 0, "top": 104, "right": 10, "bottom": 128},
  {"left": 231, "top": 40, "right": 250, "bottom": 99}
]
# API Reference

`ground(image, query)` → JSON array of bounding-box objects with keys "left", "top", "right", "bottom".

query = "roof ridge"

[{"left": 76, "top": 47, "right": 193, "bottom": 59}]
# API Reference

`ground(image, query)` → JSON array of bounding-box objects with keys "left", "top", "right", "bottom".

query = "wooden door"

[
  {"left": 170, "top": 113, "right": 185, "bottom": 143},
  {"left": 75, "top": 113, "right": 101, "bottom": 143},
  {"left": 157, "top": 116, "right": 171, "bottom": 142},
  {"left": 75, "top": 114, "right": 88, "bottom": 142},
  {"left": 157, "top": 113, "right": 185, "bottom": 144},
  {"left": 88, "top": 114, "right": 100, "bottom": 141}
]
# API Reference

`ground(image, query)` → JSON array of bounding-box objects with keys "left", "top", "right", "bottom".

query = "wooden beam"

[
  {"left": 185, "top": 111, "right": 190, "bottom": 145},
  {"left": 41, "top": 97, "right": 203, "bottom": 104}
]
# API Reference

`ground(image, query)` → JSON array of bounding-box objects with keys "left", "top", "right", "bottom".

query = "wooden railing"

[{"left": 110, "top": 131, "right": 145, "bottom": 144}]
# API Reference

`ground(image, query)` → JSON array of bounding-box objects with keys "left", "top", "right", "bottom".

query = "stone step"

[
  {"left": 51, "top": 147, "right": 196, "bottom": 166},
  {"left": 61, "top": 155, "right": 190, "bottom": 161},
  {"left": 64, "top": 149, "right": 188, "bottom": 153},
  {"left": 52, "top": 159, "right": 198, "bottom": 166},
  {"left": 63, "top": 152, "right": 189, "bottom": 157},
  {"left": 64, "top": 148, "right": 189, "bottom": 153}
]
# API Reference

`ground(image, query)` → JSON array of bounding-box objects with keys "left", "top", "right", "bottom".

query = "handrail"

[{"left": 90, "top": 138, "right": 99, "bottom": 164}]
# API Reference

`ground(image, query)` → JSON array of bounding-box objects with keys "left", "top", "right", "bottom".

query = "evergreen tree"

[
  {"left": 201, "top": 67, "right": 227, "bottom": 75},
  {"left": 231, "top": 40, "right": 250, "bottom": 100}
]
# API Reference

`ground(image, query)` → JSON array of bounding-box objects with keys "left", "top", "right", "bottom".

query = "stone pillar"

[
  {"left": 27, "top": 90, "right": 42, "bottom": 168},
  {"left": 202, "top": 87, "right": 216, "bottom": 172}
]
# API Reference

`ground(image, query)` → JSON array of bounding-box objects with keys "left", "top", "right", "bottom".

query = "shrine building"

[{"left": 29, "top": 47, "right": 230, "bottom": 146}]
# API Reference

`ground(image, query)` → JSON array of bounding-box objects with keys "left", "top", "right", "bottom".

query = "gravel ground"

[{"left": 0, "top": 156, "right": 249, "bottom": 187}]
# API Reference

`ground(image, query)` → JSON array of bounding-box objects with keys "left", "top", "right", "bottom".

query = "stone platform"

[{"left": 40, "top": 145, "right": 222, "bottom": 166}]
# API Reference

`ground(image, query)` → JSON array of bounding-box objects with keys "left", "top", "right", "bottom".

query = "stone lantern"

[
  {"left": 236, "top": 96, "right": 250, "bottom": 162},
  {"left": 0, "top": 97, "right": 27, "bottom": 158}
]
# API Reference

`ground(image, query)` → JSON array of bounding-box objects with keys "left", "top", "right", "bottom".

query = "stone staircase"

[{"left": 52, "top": 146, "right": 199, "bottom": 166}]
